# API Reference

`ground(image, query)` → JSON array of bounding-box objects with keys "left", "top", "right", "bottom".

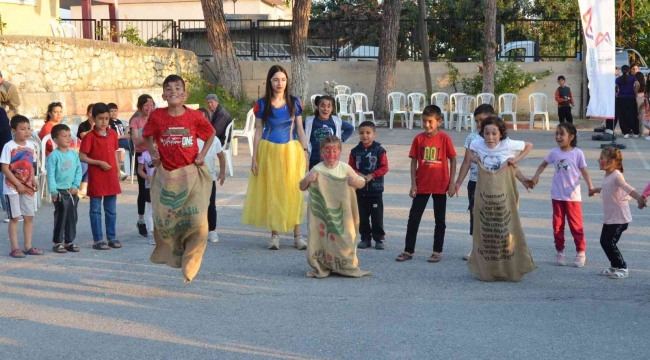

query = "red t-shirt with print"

[
  {"left": 79, "top": 128, "right": 121, "bottom": 197},
  {"left": 408, "top": 131, "right": 457, "bottom": 194},
  {"left": 142, "top": 107, "right": 215, "bottom": 171}
]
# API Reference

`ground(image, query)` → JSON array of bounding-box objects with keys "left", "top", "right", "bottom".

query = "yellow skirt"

[{"left": 241, "top": 139, "right": 306, "bottom": 233}]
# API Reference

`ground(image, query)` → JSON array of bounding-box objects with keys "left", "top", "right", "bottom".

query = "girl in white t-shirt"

[
  {"left": 531, "top": 123, "right": 594, "bottom": 267},
  {"left": 137, "top": 150, "right": 156, "bottom": 245},
  {"left": 588, "top": 147, "right": 645, "bottom": 279},
  {"left": 468, "top": 117, "right": 533, "bottom": 186}
]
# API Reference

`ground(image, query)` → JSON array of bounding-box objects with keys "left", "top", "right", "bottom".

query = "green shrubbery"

[
  {"left": 447, "top": 62, "right": 552, "bottom": 95},
  {"left": 183, "top": 73, "right": 254, "bottom": 129}
]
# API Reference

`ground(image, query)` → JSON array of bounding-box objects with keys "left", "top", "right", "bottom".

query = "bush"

[
  {"left": 447, "top": 63, "right": 552, "bottom": 95},
  {"left": 182, "top": 73, "right": 254, "bottom": 129}
]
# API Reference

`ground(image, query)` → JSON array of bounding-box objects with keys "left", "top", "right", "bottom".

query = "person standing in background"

[{"left": 0, "top": 71, "right": 21, "bottom": 118}]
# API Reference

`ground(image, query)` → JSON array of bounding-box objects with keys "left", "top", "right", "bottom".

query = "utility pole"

[{"left": 617, "top": 0, "right": 635, "bottom": 52}]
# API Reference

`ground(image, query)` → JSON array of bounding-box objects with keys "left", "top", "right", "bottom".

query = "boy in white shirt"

[{"left": 198, "top": 138, "right": 226, "bottom": 242}]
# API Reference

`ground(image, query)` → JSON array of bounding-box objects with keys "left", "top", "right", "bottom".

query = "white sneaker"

[
  {"left": 208, "top": 231, "right": 220, "bottom": 243},
  {"left": 4, "top": 216, "right": 23, "bottom": 223},
  {"left": 645, "top": 136, "right": 650, "bottom": 141},
  {"left": 462, "top": 253, "right": 470, "bottom": 261},
  {"left": 573, "top": 252, "right": 586, "bottom": 268},
  {"left": 556, "top": 251, "right": 566, "bottom": 266},
  {"left": 294, "top": 235, "right": 307, "bottom": 250},
  {"left": 623, "top": 134, "right": 630, "bottom": 139},
  {"left": 610, "top": 268, "right": 629, "bottom": 279},
  {"left": 148, "top": 233, "right": 155, "bottom": 245},
  {"left": 268, "top": 235, "right": 280, "bottom": 250}
]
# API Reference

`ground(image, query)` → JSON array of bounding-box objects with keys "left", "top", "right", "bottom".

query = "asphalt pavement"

[{"left": 1, "top": 124, "right": 649, "bottom": 360}]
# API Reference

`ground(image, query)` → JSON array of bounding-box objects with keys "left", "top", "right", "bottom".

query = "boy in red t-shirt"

[
  {"left": 79, "top": 103, "right": 122, "bottom": 250},
  {"left": 396, "top": 105, "right": 457, "bottom": 263},
  {"left": 142, "top": 74, "right": 215, "bottom": 284}
]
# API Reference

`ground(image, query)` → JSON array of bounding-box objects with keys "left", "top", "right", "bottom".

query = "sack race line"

[
  {"left": 468, "top": 163, "right": 537, "bottom": 282},
  {"left": 150, "top": 164, "right": 212, "bottom": 283},
  {"left": 307, "top": 171, "right": 371, "bottom": 278}
]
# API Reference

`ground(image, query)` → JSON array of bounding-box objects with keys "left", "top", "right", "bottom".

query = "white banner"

[{"left": 579, "top": 0, "right": 615, "bottom": 119}]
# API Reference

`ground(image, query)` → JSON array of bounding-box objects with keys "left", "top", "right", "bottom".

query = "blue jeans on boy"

[{"left": 89, "top": 196, "right": 117, "bottom": 241}]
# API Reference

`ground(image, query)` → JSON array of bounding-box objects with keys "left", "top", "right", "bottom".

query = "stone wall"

[
  {"left": 209, "top": 61, "right": 585, "bottom": 119},
  {"left": 0, "top": 35, "right": 201, "bottom": 118}
]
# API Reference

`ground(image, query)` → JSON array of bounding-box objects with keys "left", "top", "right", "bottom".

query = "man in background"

[
  {"left": 205, "top": 94, "right": 232, "bottom": 146},
  {"left": 0, "top": 71, "right": 20, "bottom": 117}
]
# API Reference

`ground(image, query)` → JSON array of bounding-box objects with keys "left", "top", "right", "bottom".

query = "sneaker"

[
  {"left": 573, "top": 252, "right": 586, "bottom": 268},
  {"left": 148, "top": 233, "right": 155, "bottom": 245},
  {"left": 375, "top": 240, "right": 385, "bottom": 250},
  {"left": 137, "top": 221, "right": 148, "bottom": 237},
  {"left": 645, "top": 136, "right": 650, "bottom": 141},
  {"left": 4, "top": 216, "right": 23, "bottom": 223},
  {"left": 633, "top": 134, "right": 639, "bottom": 138},
  {"left": 556, "top": 251, "right": 566, "bottom": 266},
  {"left": 294, "top": 235, "right": 307, "bottom": 250},
  {"left": 208, "top": 231, "right": 220, "bottom": 243},
  {"left": 610, "top": 268, "right": 629, "bottom": 279},
  {"left": 268, "top": 235, "right": 280, "bottom": 250},
  {"left": 357, "top": 240, "right": 371, "bottom": 249},
  {"left": 462, "top": 253, "right": 471, "bottom": 261},
  {"left": 120, "top": 171, "right": 128, "bottom": 181},
  {"left": 623, "top": 134, "right": 630, "bottom": 139}
]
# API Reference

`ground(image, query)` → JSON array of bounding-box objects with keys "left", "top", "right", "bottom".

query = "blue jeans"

[
  {"left": 0, "top": 173, "right": 6, "bottom": 211},
  {"left": 89, "top": 195, "right": 117, "bottom": 241}
]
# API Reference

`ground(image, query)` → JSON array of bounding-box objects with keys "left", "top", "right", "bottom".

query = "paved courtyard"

[{"left": 1, "top": 125, "right": 649, "bottom": 359}]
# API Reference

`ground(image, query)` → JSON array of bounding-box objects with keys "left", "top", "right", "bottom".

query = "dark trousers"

[
  {"left": 600, "top": 223, "right": 628, "bottom": 269},
  {"left": 208, "top": 181, "right": 217, "bottom": 231},
  {"left": 52, "top": 191, "right": 78, "bottom": 244},
  {"left": 558, "top": 106, "right": 573, "bottom": 123},
  {"left": 404, "top": 193, "right": 447, "bottom": 254},
  {"left": 135, "top": 152, "right": 146, "bottom": 216},
  {"left": 617, "top": 98, "right": 639, "bottom": 135},
  {"left": 467, "top": 181, "right": 476, "bottom": 235},
  {"left": 358, "top": 195, "right": 385, "bottom": 242},
  {"left": 308, "top": 160, "right": 320, "bottom": 171}
]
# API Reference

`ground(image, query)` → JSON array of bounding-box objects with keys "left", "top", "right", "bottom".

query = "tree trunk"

[
  {"left": 418, "top": 0, "right": 432, "bottom": 96},
  {"left": 482, "top": 0, "right": 497, "bottom": 93},
  {"left": 373, "top": 0, "right": 403, "bottom": 120},
  {"left": 201, "top": 0, "right": 243, "bottom": 100},
  {"left": 290, "top": 0, "right": 312, "bottom": 108}
]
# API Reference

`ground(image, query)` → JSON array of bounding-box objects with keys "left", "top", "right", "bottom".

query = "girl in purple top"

[
  {"left": 241, "top": 65, "right": 310, "bottom": 251},
  {"left": 531, "top": 123, "right": 594, "bottom": 267},
  {"left": 615, "top": 65, "right": 640, "bottom": 137}
]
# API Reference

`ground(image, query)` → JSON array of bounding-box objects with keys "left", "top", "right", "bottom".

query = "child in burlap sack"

[
  {"left": 142, "top": 75, "right": 216, "bottom": 284},
  {"left": 299, "top": 136, "right": 371, "bottom": 278}
]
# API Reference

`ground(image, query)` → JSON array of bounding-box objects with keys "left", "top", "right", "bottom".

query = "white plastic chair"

[
  {"left": 26, "top": 136, "right": 43, "bottom": 209},
  {"left": 335, "top": 94, "right": 356, "bottom": 129},
  {"left": 387, "top": 92, "right": 407, "bottom": 129},
  {"left": 61, "top": 23, "right": 78, "bottom": 38},
  {"left": 529, "top": 93, "right": 550, "bottom": 130},
  {"left": 351, "top": 93, "right": 375, "bottom": 124},
  {"left": 455, "top": 95, "right": 476, "bottom": 132},
  {"left": 222, "top": 122, "right": 234, "bottom": 176},
  {"left": 50, "top": 20, "right": 64, "bottom": 37},
  {"left": 430, "top": 92, "right": 450, "bottom": 129},
  {"left": 498, "top": 93, "right": 519, "bottom": 130},
  {"left": 476, "top": 93, "right": 495, "bottom": 107},
  {"left": 407, "top": 93, "right": 426, "bottom": 129},
  {"left": 334, "top": 85, "right": 351, "bottom": 95},
  {"left": 39, "top": 134, "right": 56, "bottom": 203},
  {"left": 310, "top": 94, "right": 323, "bottom": 109},
  {"left": 232, "top": 110, "right": 255, "bottom": 156},
  {"left": 449, "top": 92, "right": 466, "bottom": 130}
]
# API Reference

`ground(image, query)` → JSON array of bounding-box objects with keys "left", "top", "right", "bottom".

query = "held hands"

[
  {"left": 218, "top": 173, "right": 225, "bottom": 186},
  {"left": 638, "top": 197, "right": 647, "bottom": 209},
  {"left": 588, "top": 188, "right": 599, "bottom": 197},
  {"left": 447, "top": 182, "right": 456, "bottom": 198},
  {"left": 522, "top": 178, "right": 534, "bottom": 192},
  {"left": 409, "top": 185, "right": 417, "bottom": 198}
]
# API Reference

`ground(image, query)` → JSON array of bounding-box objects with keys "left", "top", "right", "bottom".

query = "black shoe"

[
  {"left": 375, "top": 240, "right": 385, "bottom": 250},
  {"left": 357, "top": 240, "right": 371, "bottom": 249},
  {"left": 137, "top": 222, "right": 148, "bottom": 237}
]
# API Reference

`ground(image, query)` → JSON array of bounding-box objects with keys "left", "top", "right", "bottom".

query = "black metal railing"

[{"left": 60, "top": 18, "right": 582, "bottom": 62}]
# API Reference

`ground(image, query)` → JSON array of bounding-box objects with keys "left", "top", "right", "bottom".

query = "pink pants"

[{"left": 552, "top": 200, "right": 586, "bottom": 252}]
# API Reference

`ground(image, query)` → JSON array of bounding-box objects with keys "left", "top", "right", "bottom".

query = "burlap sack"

[
  {"left": 150, "top": 164, "right": 212, "bottom": 282},
  {"left": 467, "top": 163, "right": 537, "bottom": 282},
  {"left": 306, "top": 172, "right": 371, "bottom": 278}
]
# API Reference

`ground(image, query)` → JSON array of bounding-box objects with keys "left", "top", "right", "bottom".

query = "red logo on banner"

[{"left": 582, "top": 7, "right": 611, "bottom": 47}]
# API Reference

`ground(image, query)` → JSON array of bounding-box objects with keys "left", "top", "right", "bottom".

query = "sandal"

[
  {"left": 107, "top": 240, "right": 122, "bottom": 249},
  {"left": 52, "top": 244, "right": 68, "bottom": 253},
  {"left": 610, "top": 268, "right": 629, "bottom": 279},
  {"left": 65, "top": 243, "right": 80, "bottom": 252},
  {"left": 25, "top": 247, "right": 44, "bottom": 256},
  {"left": 9, "top": 249, "right": 26, "bottom": 258},
  {"left": 395, "top": 252, "right": 413, "bottom": 262},
  {"left": 428, "top": 252, "right": 442, "bottom": 263},
  {"left": 600, "top": 267, "right": 616, "bottom": 276},
  {"left": 93, "top": 241, "right": 110, "bottom": 250}
]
